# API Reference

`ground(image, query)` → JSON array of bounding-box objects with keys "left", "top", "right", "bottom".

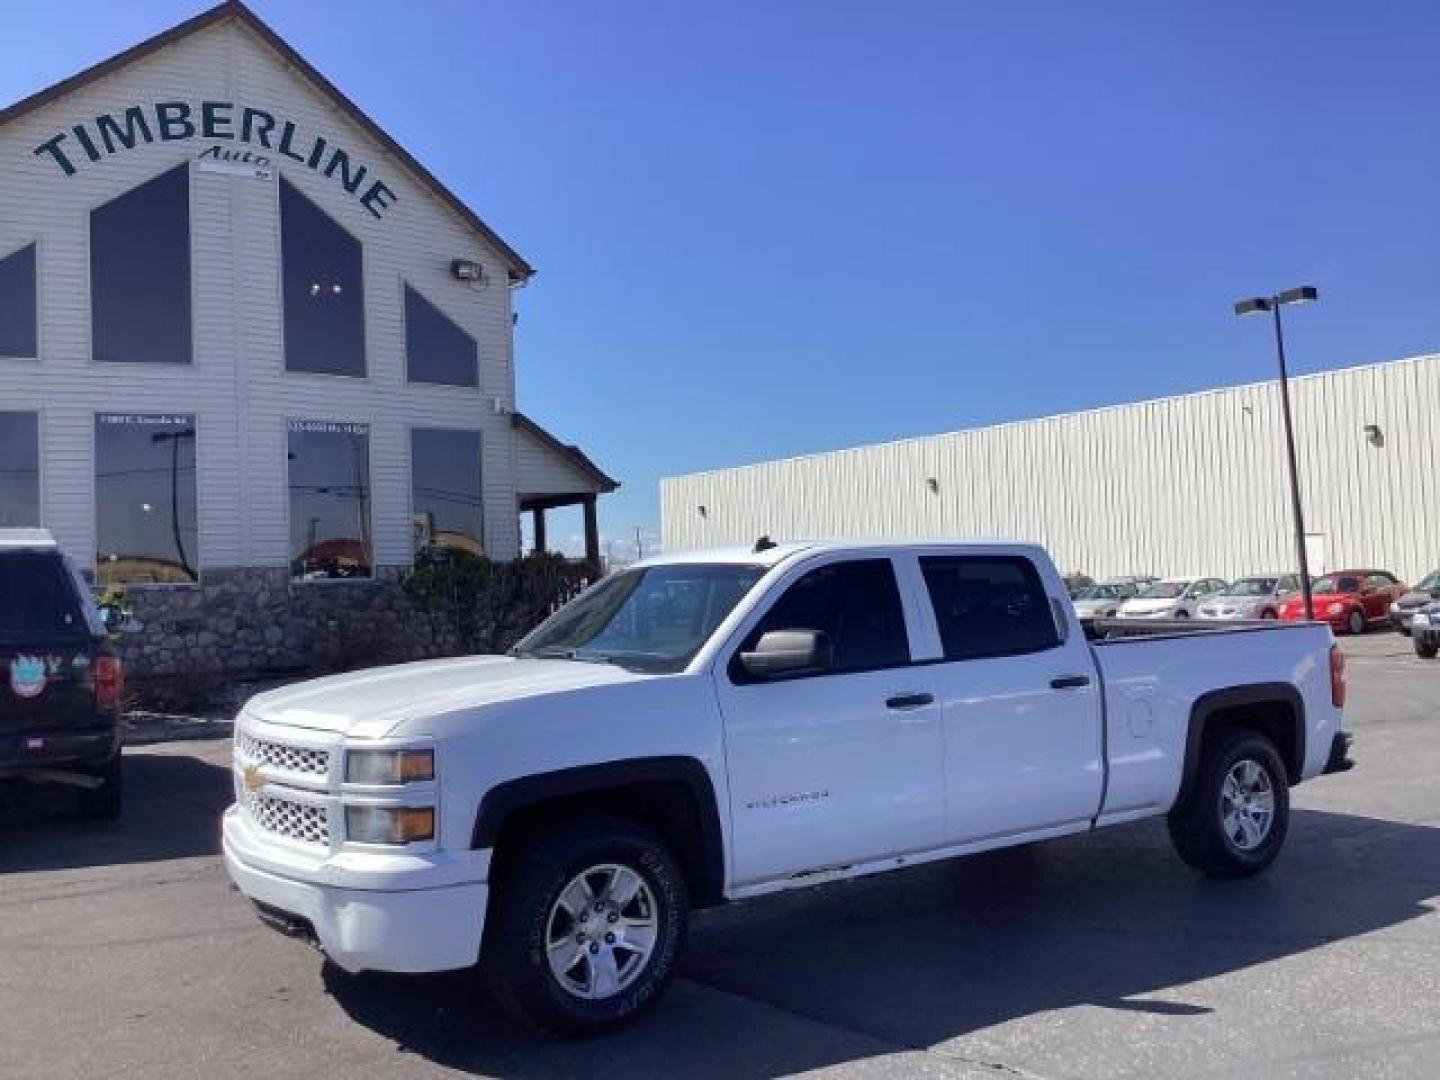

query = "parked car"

[
  {"left": 1390, "top": 569, "right": 1440, "bottom": 635},
  {"left": 1197, "top": 574, "right": 1303, "bottom": 621},
  {"left": 0, "top": 528, "right": 124, "bottom": 819},
  {"left": 1071, "top": 580, "right": 1141, "bottom": 621},
  {"left": 223, "top": 539, "right": 1349, "bottom": 1035},
  {"left": 1409, "top": 600, "right": 1440, "bottom": 657},
  {"left": 1117, "top": 576, "right": 1229, "bottom": 619},
  {"left": 1277, "top": 569, "right": 1407, "bottom": 635},
  {"left": 1062, "top": 572, "right": 1094, "bottom": 598}
]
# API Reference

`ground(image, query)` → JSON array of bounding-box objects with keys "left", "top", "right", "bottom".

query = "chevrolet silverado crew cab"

[
  {"left": 223, "top": 540, "right": 1352, "bottom": 1035},
  {"left": 0, "top": 529, "right": 125, "bottom": 819}
]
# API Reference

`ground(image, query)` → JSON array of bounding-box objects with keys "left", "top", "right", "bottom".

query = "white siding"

[
  {"left": 514, "top": 426, "right": 607, "bottom": 498},
  {"left": 662, "top": 354, "right": 1440, "bottom": 584},
  {"left": 0, "top": 19, "right": 523, "bottom": 570}
]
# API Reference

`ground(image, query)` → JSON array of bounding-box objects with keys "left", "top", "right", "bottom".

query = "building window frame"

[
  {"left": 86, "top": 162, "right": 196, "bottom": 368},
  {"left": 408, "top": 424, "right": 486, "bottom": 558},
  {"left": 402, "top": 280, "right": 481, "bottom": 390},
  {"left": 92, "top": 411, "right": 201, "bottom": 589},
  {"left": 0, "top": 239, "right": 40, "bottom": 362},
  {"left": 286, "top": 416, "right": 375, "bottom": 584},
  {"left": 277, "top": 174, "right": 368, "bottom": 381}
]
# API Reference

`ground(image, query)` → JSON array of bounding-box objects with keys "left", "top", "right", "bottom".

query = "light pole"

[{"left": 1234, "top": 285, "right": 1318, "bottom": 620}]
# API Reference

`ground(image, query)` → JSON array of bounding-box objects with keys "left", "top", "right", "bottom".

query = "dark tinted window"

[
  {"left": 0, "top": 244, "right": 37, "bottom": 358},
  {"left": 95, "top": 414, "right": 197, "bottom": 586},
  {"left": 921, "top": 555, "right": 1059, "bottom": 661},
  {"left": 0, "top": 412, "right": 39, "bottom": 527},
  {"left": 412, "top": 428, "right": 483, "bottom": 555},
  {"left": 0, "top": 552, "right": 84, "bottom": 641},
  {"left": 742, "top": 559, "right": 909, "bottom": 675},
  {"left": 406, "top": 285, "right": 477, "bottom": 387},
  {"left": 281, "top": 177, "right": 365, "bottom": 376},
  {"left": 288, "top": 420, "right": 371, "bottom": 579},
  {"left": 91, "top": 164, "right": 191, "bottom": 364}
]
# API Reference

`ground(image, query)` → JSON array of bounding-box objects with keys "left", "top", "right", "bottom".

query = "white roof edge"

[
  {"left": 660, "top": 351, "right": 1440, "bottom": 486},
  {"left": 0, "top": 527, "right": 58, "bottom": 551}
]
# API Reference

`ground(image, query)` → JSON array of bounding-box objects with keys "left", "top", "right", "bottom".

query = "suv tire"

[
  {"left": 1416, "top": 638, "right": 1438, "bottom": 660},
  {"left": 1346, "top": 610, "right": 1365, "bottom": 636},
  {"left": 78, "top": 752, "right": 122, "bottom": 821},
  {"left": 483, "top": 816, "right": 688, "bottom": 1036},
  {"left": 1168, "top": 729, "right": 1289, "bottom": 878}
]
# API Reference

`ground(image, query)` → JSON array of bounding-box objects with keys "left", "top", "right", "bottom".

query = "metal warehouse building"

[
  {"left": 0, "top": 2, "right": 615, "bottom": 676},
  {"left": 661, "top": 354, "right": 1440, "bottom": 584}
]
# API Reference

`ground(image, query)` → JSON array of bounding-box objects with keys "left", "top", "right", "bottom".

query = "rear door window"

[
  {"left": 0, "top": 553, "right": 86, "bottom": 641},
  {"left": 920, "top": 555, "right": 1060, "bottom": 661}
]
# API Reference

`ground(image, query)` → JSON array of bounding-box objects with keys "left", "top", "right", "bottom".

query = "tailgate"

[{"left": 0, "top": 552, "right": 101, "bottom": 736}]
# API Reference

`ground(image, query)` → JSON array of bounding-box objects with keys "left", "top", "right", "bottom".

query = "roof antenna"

[{"left": 753, "top": 535, "right": 777, "bottom": 553}]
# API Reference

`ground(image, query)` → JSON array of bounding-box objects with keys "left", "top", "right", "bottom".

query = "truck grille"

[
  {"left": 241, "top": 788, "right": 330, "bottom": 846},
  {"left": 236, "top": 732, "right": 330, "bottom": 778}
]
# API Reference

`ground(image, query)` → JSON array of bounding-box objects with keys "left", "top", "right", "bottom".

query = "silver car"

[
  {"left": 1072, "top": 580, "right": 1144, "bottom": 621},
  {"left": 1197, "top": 573, "right": 1302, "bottom": 620}
]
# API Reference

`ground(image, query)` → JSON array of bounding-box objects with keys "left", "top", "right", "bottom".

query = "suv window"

[
  {"left": 738, "top": 559, "right": 909, "bottom": 676},
  {"left": 0, "top": 552, "right": 85, "bottom": 641},
  {"left": 920, "top": 555, "right": 1059, "bottom": 661},
  {"left": 1365, "top": 573, "right": 1394, "bottom": 590}
]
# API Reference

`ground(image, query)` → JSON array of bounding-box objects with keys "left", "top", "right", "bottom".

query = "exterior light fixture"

[
  {"left": 697, "top": 505, "right": 708, "bottom": 518},
  {"left": 926, "top": 477, "right": 939, "bottom": 494},
  {"left": 1234, "top": 285, "right": 1319, "bottom": 618},
  {"left": 1364, "top": 423, "right": 1384, "bottom": 447},
  {"left": 450, "top": 259, "right": 484, "bottom": 282}
]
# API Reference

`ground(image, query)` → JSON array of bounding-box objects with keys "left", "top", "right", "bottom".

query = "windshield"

[
  {"left": 1230, "top": 577, "right": 1277, "bottom": 597},
  {"left": 1313, "top": 575, "right": 1360, "bottom": 595},
  {"left": 1076, "top": 584, "right": 1121, "bottom": 600},
  {"left": 1418, "top": 571, "right": 1440, "bottom": 591},
  {"left": 512, "top": 563, "right": 768, "bottom": 673},
  {"left": 1137, "top": 581, "right": 1186, "bottom": 599}
]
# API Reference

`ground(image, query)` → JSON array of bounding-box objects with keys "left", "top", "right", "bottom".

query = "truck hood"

[{"left": 242, "top": 655, "right": 653, "bottom": 738}]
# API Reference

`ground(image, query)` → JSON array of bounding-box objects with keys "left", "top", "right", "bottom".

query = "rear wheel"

[
  {"left": 1168, "top": 729, "right": 1289, "bottom": 878},
  {"left": 77, "top": 753, "right": 122, "bottom": 821},
  {"left": 1346, "top": 610, "right": 1365, "bottom": 636},
  {"left": 1260, "top": 608, "right": 1277, "bottom": 619},
  {"left": 483, "top": 816, "right": 688, "bottom": 1036}
]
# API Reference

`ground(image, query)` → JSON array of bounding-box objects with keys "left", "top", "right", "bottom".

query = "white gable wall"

[{"left": 0, "top": 17, "right": 523, "bottom": 570}]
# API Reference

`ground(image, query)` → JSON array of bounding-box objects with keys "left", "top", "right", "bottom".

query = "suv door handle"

[
  {"left": 885, "top": 692, "right": 934, "bottom": 710},
  {"left": 1050, "top": 675, "right": 1091, "bottom": 690}
]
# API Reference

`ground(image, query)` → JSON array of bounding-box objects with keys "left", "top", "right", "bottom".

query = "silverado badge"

[{"left": 242, "top": 763, "right": 266, "bottom": 794}]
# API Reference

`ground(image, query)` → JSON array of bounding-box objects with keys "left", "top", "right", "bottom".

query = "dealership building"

[
  {"left": 0, "top": 2, "right": 615, "bottom": 675},
  {"left": 662, "top": 353, "right": 1440, "bottom": 585}
]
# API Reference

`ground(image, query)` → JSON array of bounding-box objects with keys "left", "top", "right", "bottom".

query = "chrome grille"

[
  {"left": 237, "top": 732, "right": 330, "bottom": 778},
  {"left": 241, "top": 788, "right": 330, "bottom": 846}
]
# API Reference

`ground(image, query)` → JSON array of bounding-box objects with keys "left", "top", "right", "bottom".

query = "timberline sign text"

[{"left": 33, "top": 101, "right": 397, "bottom": 219}]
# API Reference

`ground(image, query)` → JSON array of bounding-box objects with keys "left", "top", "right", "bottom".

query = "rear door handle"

[
  {"left": 885, "top": 692, "right": 935, "bottom": 710},
  {"left": 1050, "top": 675, "right": 1091, "bottom": 690}
]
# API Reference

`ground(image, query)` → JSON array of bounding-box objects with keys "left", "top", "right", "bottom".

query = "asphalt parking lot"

[{"left": 1, "top": 632, "right": 1437, "bottom": 1080}]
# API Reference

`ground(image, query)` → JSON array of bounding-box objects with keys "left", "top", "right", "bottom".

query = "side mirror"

[{"left": 738, "top": 629, "right": 831, "bottom": 680}]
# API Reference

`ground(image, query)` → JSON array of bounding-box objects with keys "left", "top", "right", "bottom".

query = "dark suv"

[
  {"left": 0, "top": 530, "right": 124, "bottom": 819},
  {"left": 1391, "top": 569, "right": 1440, "bottom": 635}
]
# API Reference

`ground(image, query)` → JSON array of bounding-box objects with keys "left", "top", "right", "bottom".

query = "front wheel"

[
  {"left": 1416, "top": 638, "right": 1439, "bottom": 660},
  {"left": 483, "top": 817, "right": 688, "bottom": 1036},
  {"left": 1173, "top": 609, "right": 1190, "bottom": 620},
  {"left": 1168, "top": 729, "right": 1289, "bottom": 878},
  {"left": 1346, "top": 610, "right": 1365, "bottom": 636}
]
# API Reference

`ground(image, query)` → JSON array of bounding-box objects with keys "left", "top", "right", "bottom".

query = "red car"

[{"left": 1278, "top": 569, "right": 1407, "bottom": 634}]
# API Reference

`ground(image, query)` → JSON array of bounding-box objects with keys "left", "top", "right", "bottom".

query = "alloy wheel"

[
  {"left": 545, "top": 863, "right": 659, "bottom": 1000},
  {"left": 1220, "top": 758, "right": 1275, "bottom": 852}
]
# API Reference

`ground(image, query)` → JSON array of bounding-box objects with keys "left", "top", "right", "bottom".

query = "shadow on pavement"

[
  {"left": 0, "top": 749, "right": 230, "bottom": 873},
  {"left": 323, "top": 807, "right": 1440, "bottom": 1078}
]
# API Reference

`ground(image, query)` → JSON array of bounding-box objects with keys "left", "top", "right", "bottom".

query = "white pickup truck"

[{"left": 223, "top": 540, "right": 1353, "bottom": 1035}]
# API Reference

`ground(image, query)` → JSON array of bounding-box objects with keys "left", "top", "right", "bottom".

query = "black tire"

[
  {"left": 1416, "top": 639, "right": 1438, "bottom": 660},
  {"left": 78, "top": 753, "right": 123, "bottom": 821},
  {"left": 1173, "top": 609, "right": 1190, "bottom": 620},
  {"left": 1397, "top": 623, "right": 1412, "bottom": 636},
  {"left": 1167, "top": 729, "right": 1289, "bottom": 878},
  {"left": 483, "top": 816, "right": 688, "bottom": 1036},
  {"left": 1346, "top": 609, "right": 1365, "bottom": 636},
  {"left": 1260, "top": 608, "right": 1278, "bottom": 620}
]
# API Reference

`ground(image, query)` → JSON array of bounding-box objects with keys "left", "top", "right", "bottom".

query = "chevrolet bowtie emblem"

[{"left": 242, "top": 763, "right": 266, "bottom": 794}]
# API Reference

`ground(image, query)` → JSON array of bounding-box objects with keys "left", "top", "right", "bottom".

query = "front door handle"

[
  {"left": 1050, "top": 675, "right": 1091, "bottom": 690},
  {"left": 885, "top": 692, "right": 935, "bottom": 710}
]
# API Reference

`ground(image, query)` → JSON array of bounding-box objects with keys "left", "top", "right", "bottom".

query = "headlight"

[
  {"left": 345, "top": 805, "right": 435, "bottom": 844},
  {"left": 1326, "top": 602, "right": 1344, "bottom": 616},
  {"left": 346, "top": 748, "right": 435, "bottom": 785},
  {"left": 1391, "top": 602, "right": 1400, "bottom": 613}
]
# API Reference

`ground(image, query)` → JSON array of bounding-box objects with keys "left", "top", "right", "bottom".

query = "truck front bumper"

[{"left": 222, "top": 806, "right": 488, "bottom": 974}]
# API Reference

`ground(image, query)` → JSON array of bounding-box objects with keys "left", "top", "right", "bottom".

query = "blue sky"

[{"left": 6, "top": 1, "right": 1440, "bottom": 556}]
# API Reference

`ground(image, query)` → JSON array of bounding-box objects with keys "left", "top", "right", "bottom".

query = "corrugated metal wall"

[{"left": 661, "top": 355, "right": 1440, "bottom": 583}]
